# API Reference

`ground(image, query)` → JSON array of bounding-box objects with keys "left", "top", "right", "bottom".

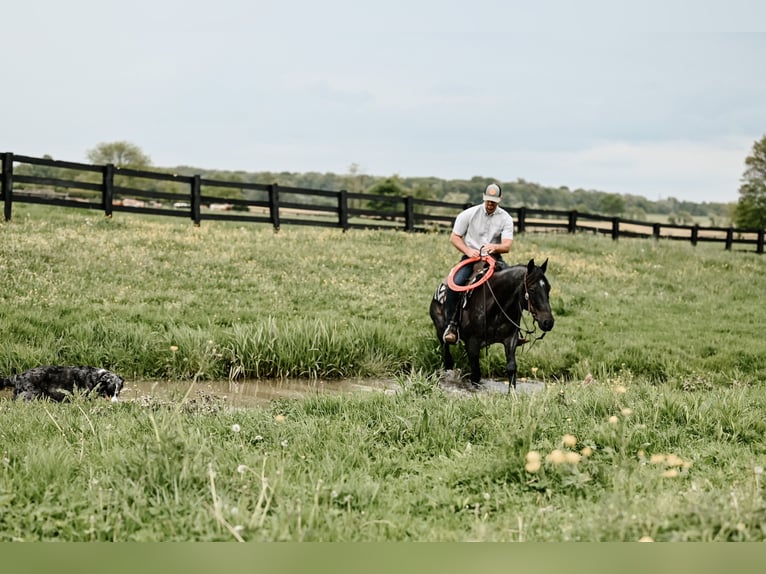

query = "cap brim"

[{"left": 482, "top": 195, "right": 501, "bottom": 203}]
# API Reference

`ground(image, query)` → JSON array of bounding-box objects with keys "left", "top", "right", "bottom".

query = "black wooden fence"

[{"left": 2, "top": 152, "right": 764, "bottom": 254}]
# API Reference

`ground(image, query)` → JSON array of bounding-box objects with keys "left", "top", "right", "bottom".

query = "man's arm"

[
  {"left": 484, "top": 238, "right": 512, "bottom": 255},
  {"left": 450, "top": 233, "right": 481, "bottom": 258}
]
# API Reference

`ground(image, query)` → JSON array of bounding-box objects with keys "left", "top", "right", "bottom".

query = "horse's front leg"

[
  {"left": 503, "top": 335, "right": 519, "bottom": 392},
  {"left": 465, "top": 338, "right": 482, "bottom": 386},
  {"left": 442, "top": 342, "right": 455, "bottom": 370}
]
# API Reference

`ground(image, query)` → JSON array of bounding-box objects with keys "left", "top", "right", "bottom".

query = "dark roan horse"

[{"left": 430, "top": 258, "right": 555, "bottom": 391}]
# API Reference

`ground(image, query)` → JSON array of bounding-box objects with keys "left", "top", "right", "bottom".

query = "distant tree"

[
  {"left": 366, "top": 177, "right": 406, "bottom": 213},
  {"left": 87, "top": 141, "right": 151, "bottom": 168},
  {"left": 733, "top": 135, "right": 766, "bottom": 229},
  {"left": 600, "top": 193, "right": 626, "bottom": 216}
]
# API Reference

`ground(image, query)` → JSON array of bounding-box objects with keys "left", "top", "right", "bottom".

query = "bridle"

[{"left": 484, "top": 268, "right": 546, "bottom": 343}]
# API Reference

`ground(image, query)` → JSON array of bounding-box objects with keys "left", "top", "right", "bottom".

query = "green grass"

[
  {"left": 3, "top": 204, "right": 765, "bottom": 385},
  {"left": 2, "top": 204, "right": 766, "bottom": 541},
  {"left": 2, "top": 379, "right": 766, "bottom": 541}
]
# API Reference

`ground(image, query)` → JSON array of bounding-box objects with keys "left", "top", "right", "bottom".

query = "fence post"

[
  {"left": 568, "top": 210, "right": 577, "bottom": 233},
  {"left": 1, "top": 152, "right": 13, "bottom": 221},
  {"left": 338, "top": 189, "right": 349, "bottom": 231},
  {"left": 757, "top": 229, "right": 764, "bottom": 255},
  {"left": 653, "top": 222, "right": 660, "bottom": 239},
  {"left": 269, "top": 183, "right": 280, "bottom": 231},
  {"left": 404, "top": 196, "right": 414, "bottom": 232},
  {"left": 191, "top": 175, "right": 201, "bottom": 226},
  {"left": 517, "top": 207, "right": 526, "bottom": 233},
  {"left": 103, "top": 163, "right": 115, "bottom": 218},
  {"left": 611, "top": 217, "right": 619, "bottom": 240},
  {"left": 725, "top": 228, "right": 733, "bottom": 251},
  {"left": 691, "top": 224, "right": 699, "bottom": 246}
]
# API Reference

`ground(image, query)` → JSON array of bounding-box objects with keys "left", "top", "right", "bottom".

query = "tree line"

[{"left": 13, "top": 137, "right": 766, "bottom": 229}]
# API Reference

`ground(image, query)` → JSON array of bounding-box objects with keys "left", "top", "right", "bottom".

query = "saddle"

[{"left": 433, "top": 260, "right": 495, "bottom": 306}]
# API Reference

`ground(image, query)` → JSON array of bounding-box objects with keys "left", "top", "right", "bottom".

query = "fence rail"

[{"left": 2, "top": 152, "right": 764, "bottom": 254}]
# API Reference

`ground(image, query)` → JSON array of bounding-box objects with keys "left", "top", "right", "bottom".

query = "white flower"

[
  {"left": 231, "top": 423, "right": 241, "bottom": 433},
  {"left": 237, "top": 464, "right": 247, "bottom": 474}
]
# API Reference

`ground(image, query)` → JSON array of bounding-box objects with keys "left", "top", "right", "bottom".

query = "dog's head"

[{"left": 95, "top": 370, "right": 124, "bottom": 402}]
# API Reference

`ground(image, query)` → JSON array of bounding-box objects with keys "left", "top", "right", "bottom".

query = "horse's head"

[{"left": 524, "top": 258, "right": 555, "bottom": 332}]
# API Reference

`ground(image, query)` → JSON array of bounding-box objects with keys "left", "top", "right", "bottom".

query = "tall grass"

[{"left": 2, "top": 204, "right": 765, "bottom": 385}]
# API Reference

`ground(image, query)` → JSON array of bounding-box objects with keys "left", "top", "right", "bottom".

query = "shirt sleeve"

[
  {"left": 452, "top": 207, "right": 473, "bottom": 236},
  {"left": 501, "top": 213, "right": 514, "bottom": 240}
]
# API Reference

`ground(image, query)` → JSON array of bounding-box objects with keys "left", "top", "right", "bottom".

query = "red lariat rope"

[{"left": 446, "top": 255, "right": 496, "bottom": 292}]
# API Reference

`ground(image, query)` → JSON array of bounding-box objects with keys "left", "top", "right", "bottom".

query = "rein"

[{"left": 484, "top": 269, "right": 545, "bottom": 344}]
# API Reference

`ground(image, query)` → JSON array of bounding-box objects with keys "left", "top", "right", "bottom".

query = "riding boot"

[{"left": 442, "top": 291, "right": 460, "bottom": 344}]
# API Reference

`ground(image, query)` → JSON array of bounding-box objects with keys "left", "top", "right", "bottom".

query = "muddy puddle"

[
  {"left": 118, "top": 378, "right": 400, "bottom": 409},
  {"left": 117, "top": 374, "right": 545, "bottom": 409}
]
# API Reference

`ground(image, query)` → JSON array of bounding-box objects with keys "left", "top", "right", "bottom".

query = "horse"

[{"left": 429, "top": 258, "right": 555, "bottom": 391}]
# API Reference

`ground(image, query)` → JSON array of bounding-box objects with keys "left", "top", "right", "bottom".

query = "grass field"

[{"left": 2, "top": 204, "right": 766, "bottom": 541}]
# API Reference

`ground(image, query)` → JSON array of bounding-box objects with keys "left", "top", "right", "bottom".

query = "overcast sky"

[{"left": 3, "top": 1, "right": 765, "bottom": 203}]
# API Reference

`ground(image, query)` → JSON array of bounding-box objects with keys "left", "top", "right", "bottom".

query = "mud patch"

[{"left": 438, "top": 370, "right": 546, "bottom": 396}]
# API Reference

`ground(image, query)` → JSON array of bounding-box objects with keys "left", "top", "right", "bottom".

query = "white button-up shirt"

[{"left": 452, "top": 204, "right": 514, "bottom": 251}]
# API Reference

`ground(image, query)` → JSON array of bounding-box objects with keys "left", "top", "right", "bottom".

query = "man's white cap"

[{"left": 483, "top": 183, "right": 502, "bottom": 203}]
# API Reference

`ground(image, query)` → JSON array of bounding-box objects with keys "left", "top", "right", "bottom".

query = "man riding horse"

[
  {"left": 432, "top": 183, "right": 555, "bottom": 390},
  {"left": 442, "top": 183, "right": 514, "bottom": 344}
]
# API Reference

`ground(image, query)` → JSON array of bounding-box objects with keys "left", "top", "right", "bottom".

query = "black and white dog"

[{"left": 0, "top": 366, "right": 124, "bottom": 402}]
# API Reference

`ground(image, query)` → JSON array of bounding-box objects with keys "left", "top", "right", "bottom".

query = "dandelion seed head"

[
  {"left": 564, "top": 451, "right": 581, "bottom": 464},
  {"left": 237, "top": 464, "right": 247, "bottom": 474},
  {"left": 525, "top": 460, "right": 541, "bottom": 473},
  {"left": 231, "top": 423, "right": 241, "bottom": 433},
  {"left": 562, "top": 434, "right": 577, "bottom": 448},
  {"left": 615, "top": 385, "right": 627, "bottom": 394},
  {"left": 650, "top": 454, "right": 666, "bottom": 465},
  {"left": 665, "top": 454, "right": 684, "bottom": 467},
  {"left": 621, "top": 408, "right": 633, "bottom": 417},
  {"left": 526, "top": 451, "right": 541, "bottom": 463},
  {"left": 546, "top": 449, "right": 566, "bottom": 465},
  {"left": 608, "top": 415, "right": 619, "bottom": 425},
  {"left": 581, "top": 447, "right": 593, "bottom": 457},
  {"left": 170, "top": 345, "right": 179, "bottom": 352},
  {"left": 755, "top": 466, "right": 764, "bottom": 475},
  {"left": 274, "top": 414, "right": 286, "bottom": 423},
  {"left": 280, "top": 439, "right": 288, "bottom": 448}
]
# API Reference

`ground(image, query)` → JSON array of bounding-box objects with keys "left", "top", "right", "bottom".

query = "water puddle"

[
  {"left": 2, "top": 375, "right": 546, "bottom": 408},
  {"left": 118, "top": 378, "right": 400, "bottom": 409}
]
